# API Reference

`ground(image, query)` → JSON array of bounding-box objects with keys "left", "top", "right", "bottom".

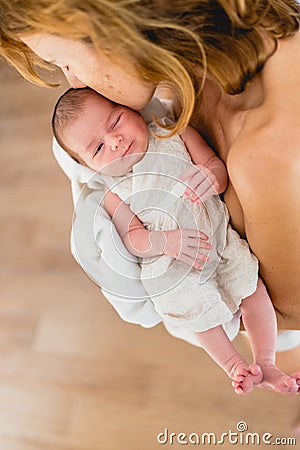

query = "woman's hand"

[
  {"left": 163, "top": 229, "right": 212, "bottom": 270},
  {"left": 180, "top": 164, "right": 220, "bottom": 203}
]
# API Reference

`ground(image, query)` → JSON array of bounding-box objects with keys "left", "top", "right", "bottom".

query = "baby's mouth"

[{"left": 122, "top": 141, "right": 133, "bottom": 157}]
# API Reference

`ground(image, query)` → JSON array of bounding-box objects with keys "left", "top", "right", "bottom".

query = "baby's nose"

[{"left": 110, "top": 135, "right": 123, "bottom": 152}]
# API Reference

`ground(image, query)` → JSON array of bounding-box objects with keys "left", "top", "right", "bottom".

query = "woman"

[{"left": 0, "top": 1, "right": 299, "bottom": 387}]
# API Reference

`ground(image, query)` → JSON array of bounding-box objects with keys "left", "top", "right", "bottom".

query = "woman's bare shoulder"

[
  {"left": 229, "top": 31, "right": 300, "bottom": 172},
  {"left": 228, "top": 114, "right": 299, "bottom": 190},
  {"left": 262, "top": 30, "right": 300, "bottom": 112}
]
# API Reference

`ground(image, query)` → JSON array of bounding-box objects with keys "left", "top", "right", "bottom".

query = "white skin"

[
  {"left": 57, "top": 89, "right": 299, "bottom": 395},
  {"left": 20, "top": 32, "right": 300, "bottom": 394}
]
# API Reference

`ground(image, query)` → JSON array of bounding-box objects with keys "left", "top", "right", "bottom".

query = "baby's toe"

[
  {"left": 233, "top": 366, "right": 249, "bottom": 380},
  {"left": 290, "top": 372, "right": 300, "bottom": 391},
  {"left": 279, "top": 376, "right": 298, "bottom": 394},
  {"left": 248, "top": 363, "right": 262, "bottom": 377}
]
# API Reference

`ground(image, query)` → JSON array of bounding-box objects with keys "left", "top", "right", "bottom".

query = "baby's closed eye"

[{"left": 93, "top": 142, "right": 103, "bottom": 157}]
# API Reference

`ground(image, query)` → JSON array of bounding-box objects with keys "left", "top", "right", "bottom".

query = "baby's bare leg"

[
  {"left": 240, "top": 278, "right": 299, "bottom": 394},
  {"left": 194, "top": 326, "right": 262, "bottom": 395}
]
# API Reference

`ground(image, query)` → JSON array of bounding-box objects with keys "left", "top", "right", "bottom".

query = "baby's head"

[{"left": 52, "top": 87, "right": 149, "bottom": 176}]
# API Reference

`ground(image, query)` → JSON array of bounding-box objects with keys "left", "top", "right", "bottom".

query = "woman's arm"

[{"left": 104, "top": 188, "right": 212, "bottom": 268}]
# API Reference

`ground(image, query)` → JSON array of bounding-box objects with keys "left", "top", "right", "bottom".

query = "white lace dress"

[{"left": 103, "top": 122, "right": 258, "bottom": 337}]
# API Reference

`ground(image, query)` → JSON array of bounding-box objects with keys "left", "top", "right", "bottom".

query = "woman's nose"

[{"left": 61, "top": 67, "right": 87, "bottom": 88}]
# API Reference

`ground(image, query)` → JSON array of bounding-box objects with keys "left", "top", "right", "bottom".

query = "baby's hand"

[
  {"left": 163, "top": 229, "right": 212, "bottom": 270},
  {"left": 180, "top": 164, "right": 220, "bottom": 203}
]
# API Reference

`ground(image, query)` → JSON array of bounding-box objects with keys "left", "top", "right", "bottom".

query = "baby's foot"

[
  {"left": 257, "top": 363, "right": 298, "bottom": 394},
  {"left": 230, "top": 361, "right": 262, "bottom": 395}
]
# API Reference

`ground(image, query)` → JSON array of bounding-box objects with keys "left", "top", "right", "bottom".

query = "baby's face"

[{"left": 62, "top": 93, "right": 149, "bottom": 175}]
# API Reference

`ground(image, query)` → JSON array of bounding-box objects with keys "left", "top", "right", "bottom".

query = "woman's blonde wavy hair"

[{"left": 0, "top": 0, "right": 299, "bottom": 135}]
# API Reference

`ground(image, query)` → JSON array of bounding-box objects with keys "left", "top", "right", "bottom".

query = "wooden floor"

[{"left": 0, "top": 63, "right": 299, "bottom": 450}]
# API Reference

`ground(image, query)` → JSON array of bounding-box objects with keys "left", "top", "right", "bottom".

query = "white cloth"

[
  {"left": 240, "top": 330, "right": 300, "bottom": 352},
  {"left": 103, "top": 122, "right": 258, "bottom": 340},
  {"left": 275, "top": 331, "right": 300, "bottom": 351}
]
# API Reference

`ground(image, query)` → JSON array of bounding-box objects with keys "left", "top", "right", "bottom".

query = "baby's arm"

[
  {"left": 104, "top": 188, "right": 211, "bottom": 268},
  {"left": 180, "top": 126, "right": 228, "bottom": 201}
]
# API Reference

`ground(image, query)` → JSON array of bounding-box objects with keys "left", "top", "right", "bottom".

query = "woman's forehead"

[{"left": 20, "top": 33, "right": 83, "bottom": 60}]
